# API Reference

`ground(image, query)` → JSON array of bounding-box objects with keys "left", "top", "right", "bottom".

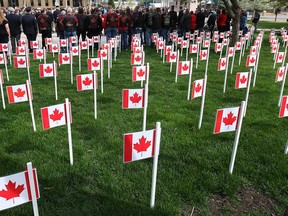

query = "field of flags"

[{"left": 0, "top": 27, "right": 288, "bottom": 215}]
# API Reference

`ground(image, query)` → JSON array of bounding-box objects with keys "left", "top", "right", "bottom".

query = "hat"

[
  {"left": 8, "top": 7, "right": 15, "bottom": 12},
  {"left": 25, "top": 7, "right": 32, "bottom": 12}
]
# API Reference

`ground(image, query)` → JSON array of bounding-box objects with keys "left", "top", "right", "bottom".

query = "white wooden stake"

[
  {"left": 229, "top": 101, "right": 246, "bottom": 174},
  {"left": 273, "top": 43, "right": 279, "bottom": 69},
  {"left": 198, "top": 75, "right": 207, "bottom": 129},
  {"left": 196, "top": 42, "right": 200, "bottom": 69},
  {"left": 162, "top": 44, "right": 165, "bottom": 63},
  {"left": 79, "top": 44, "right": 81, "bottom": 71},
  {"left": 26, "top": 55, "right": 31, "bottom": 82},
  {"left": 143, "top": 84, "right": 148, "bottom": 131},
  {"left": 92, "top": 38, "right": 94, "bottom": 57},
  {"left": 253, "top": 48, "right": 261, "bottom": 87},
  {"left": 26, "top": 80, "right": 36, "bottom": 131},
  {"left": 54, "top": 61, "right": 58, "bottom": 100},
  {"left": 223, "top": 50, "right": 229, "bottom": 93},
  {"left": 65, "top": 98, "right": 73, "bottom": 165},
  {"left": 187, "top": 58, "right": 193, "bottom": 100},
  {"left": 238, "top": 41, "right": 243, "bottom": 65},
  {"left": 282, "top": 44, "right": 287, "bottom": 67},
  {"left": 70, "top": 52, "right": 73, "bottom": 84},
  {"left": 146, "top": 63, "right": 150, "bottom": 86},
  {"left": 94, "top": 71, "right": 97, "bottom": 119},
  {"left": 278, "top": 63, "right": 288, "bottom": 106},
  {"left": 3, "top": 52, "right": 9, "bottom": 81},
  {"left": 175, "top": 50, "right": 179, "bottom": 83},
  {"left": 0, "top": 74, "right": 5, "bottom": 109},
  {"left": 101, "top": 58, "right": 104, "bottom": 94},
  {"left": 244, "top": 69, "right": 253, "bottom": 117},
  {"left": 230, "top": 47, "right": 236, "bottom": 74},
  {"left": 185, "top": 40, "right": 189, "bottom": 61},
  {"left": 204, "top": 40, "right": 210, "bottom": 77},
  {"left": 150, "top": 121, "right": 161, "bottom": 208},
  {"left": 108, "top": 49, "right": 111, "bottom": 79},
  {"left": 27, "top": 162, "right": 39, "bottom": 216},
  {"left": 8, "top": 40, "right": 12, "bottom": 65},
  {"left": 285, "top": 140, "right": 288, "bottom": 154}
]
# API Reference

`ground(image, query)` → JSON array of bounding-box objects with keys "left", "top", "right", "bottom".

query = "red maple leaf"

[
  {"left": 0, "top": 180, "right": 25, "bottom": 203},
  {"left": 72, "top": 48, "right": 78, "bottom": 53},
  {"left": 182, "top": 64, "right": 189, "bottom": 71},
  {"left": 47, "top": 39, "right": 51, "bottom": 43},
  {"left": 223, "top": 112, "right": 237, "bottom": 126},
  {"left": 170, "top": 54, "right": 176, "bottom": 59},
  {"left": 273, "top": 47, "right": 277, "bottom": 51},
  {"left": 18, "top": 59, "right": 25, "bottom": 65},
  {"left": 252, "top": 48, "right": 256, "bottom": 53},
  {"left": 135, "top": 56, "right": 142, "bottom": 62},
  {"left": 137, "top": 69, "right": 145, "bottom": 77},
  {"left": 20, "top": 48, "right": 25, "bottom": 53},
  {"left": 135, "top": 49, "right": 141, "bottom": 53},
  {"left": 183, "top": 42, "right": 186, "bottom": 46},
  {"left": 133, "top": 136, "right": 151, "bottom": 153},
  {"left": 167, "top": 47, "right": 171, "bottom": 52},
  {"left": 3, "top": 45, "right": 8, "bottom": 49},
  {"left": 195, "top": 83, "right": 202, "bottom": 93},
  {"left": 279, "top": 70, "right": 284, "bottom": 77},
  {"left": 53, "top": 46, "right": 57, "bottom": 50},
  {"left": 63, "top": 55, "right": 69, "bottom": 61},
  {"left": 0, "top": 57, "right": 3, "bottom": 62},
  {"left": 72, "top": 38, "right": 76, "bottom": 42},
  {"left": 105, "top": 45, "right": 109, "bottom": 50},
  {"left": 45, "top": 66, "right": 53, "bottom": 73},
  {"left": 61, "top": 41, "right": 66, "bottom": 45},
  {"left": 21, "top": 41, "right": 26, "bottom": 45},
  {"left": 202, "top": 52, "right": 207, "bottom": 57},
  {"left": 221, "top": 60, "right": 226, "bottom": 67},
  {"left": 101, "top": 52, "right": 107, "bottom": 57},
  {"left": 237, "top": 44, "right": 241, "bottom": 48},
  {"left": 92, "top": 60, "right": 99, "bottom": 67},
  {"left": 286, "top": 104, "right": 288, "bottom": 110},
  {"left": 279, "top": 55, "right": 283, "bottom": 60},
  {"left": 130, "top": 92, "right": 142, "bottom": 104},
  {"left": 239, "top": 75, "right": 247, "bottom": 84},
  {"left": 49, "top": 109, "right": 64, "bottom": 121},
  {"left": 37, "top": 51, "right": 43, "bottom": 57},
  {"left": 83, "top": 77, "right": 92, "bottom": 86},
  {"left": 250, "top": 57, "right": 255, "bottom": 63},
  {"left": 205, "top": 42, "right": 208, "bottom": 46},
  {"left": 159, "top": 43, "right": 163, "bottom": 47},
  {"left": 82, "top": 43, "right": 87, "bottom": 47},
  {"left": 217, "top": 45, "right": 221, "bottom": 49},
  {"left": 14, "top": 88, "right": 25, "bottom": 98},
  {"left": 192, "top": 46, "right": 197, "bottom": 51},
  {"left": 33, "top": 42, "right": 38, "bottom": 47}
]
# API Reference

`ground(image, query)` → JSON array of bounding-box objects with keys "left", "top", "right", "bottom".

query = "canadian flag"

[
  {"left": 279, "top": 96, "right": 288, "bottom": 118},
  {"left": 200, "top": 50, "right": 208, "bottom": 61},
  {"left": 97, "top": 49, "right": 108, "bottom": 60},
  {"left": 235, "top": 72, "right": 249, "bottom": 89},
  {"left": 166, "top": 51, "right": 177, "bottom": 63},
  {"left": 92, "top": 36, "right": 99, "bottom": 43},
  {"left": 30, "top": 41, "right": 39, "bottom": 49},
  {"left": 133, "top": 46, "right": 142, "bottom": 54},
  {"left": 79, "top": 41, "right": 88, "bottom": 50},
  {"left": 181, "top": 40, "right": 188, "bottom": 49},
  {"left": 203, "top": 40, "right": 209, "bottom": 48},
  {"left": 108, "top": 38, "right": 115, "bottom": 48},
  {"left": 87, "top": 38, "right": 92, "bottom": 46},
  {"left": 6, "top": 83, "right": 32, "bottom": 103},
  {"left": 228, "top": 47, "right": 234, "bottom": 57},
  {"left": 69, "top": 36, "right": 77, "bottom": 44},
  {"left": 178, "top": 61, "right": 190, "bottom": 75},
  {"left": 59, "top": 53, "right": 70, "bottom": 65},
  {"left": 39, "top": 63, "right": 56, "bottom": 77},
  {"left": 13, "top": 56, "right": 28, "bottom": 68},
  {"left": 177, "top": 37, "right": 183, "bottom": 45},
  {"left": 77, "top": 73, "right": 97, "bottom": 91},
  {"left": 215, "top": 43, "right": 222, "bottom": 52},
  {"left": 235, "top": 42, "right": 242, "bottom": 51},
  {"left": 271, "top": 44, "right": 278, "bottom": 53},
  {"left": 218, "top": 58, "right": 227, "bottom": 71},
  {"left": 132, "top": 66, "right": 146, "bottom": 82},
  {"left": 122, "top": 89, "right": 145, "bottom": 109},
  {"left": 191, "top": 79, "right": 204, "bottom": 99},
  {"left": 49, "top": 44, "right": 58, "bottom": 53},
  {"left": 0, "top": 53, "right": 5, "bottom": 64},
  {"left": 33, "top": 49, "right": 44, "bottom": 60},
  {"left": 164, "top": 45, "right": 172, "bottom": 55},
  {"left": 275, "top": 52, "right": 285, "bottom": 63},
  {"left": 18, "top": 39, "right": 27, "bottom": 46},
  {"left": 16, "top": 46, "right": 26, "bottom": 55},
  {"left": 102, "top": 43, "right": 110, "bottom": 50},
  {"left": 222, "top": 38, "right": 228, "bottom": 46},
  {"left": 87, "top": 58, "right": 101, "bottom": 71},
  {"left": 189, "top": 44, "right": 197, "bottom": 54},
  {"left": 0, "top": 43, "right": 9, "bottom": 52},
  {"left": 123, "top": 129, "right": 155, "bottom": 163},
  {"left": 70, "top": 46, "right": 79, "bottom": 56},
  {"left": 131, "top": 53, "right": 143, "bottom": 65},
  {"left": 45, "top": 38, "right": 52, "bottom": 46},
  {"left": 196, "top": 37, "right": 201, "bottom": 44},
  {"left": 219, "top": 32, "right": 225, "bottom": 38},
  {"left": 254, "top": 39, "right": 260, "bottom": 46},
  {"left": 250, "top": 46, "right": 258, "bottom": 55},
  {"left": 214, "top": 106, "right": 240, "bottom": 134},
  {"left": 0, "top": 168, "right": 40, "bottom": 211},
  {"left": 157, "top": 41, "right": 164, "bottom": 50},
  {"left": 41, "top": 102, "right": 72, "bottom": 130},
  {"left": 131, "top": 41, "right": 139, "bottom": 51},
  {"left": 60, "top": 39, "right": 67, "bottom": 47},
  {"left": 246, "top": 54, "right": 257, "bottom": 67},
  {"left": 212, "top": 35, "right": 219, "bottom": 42},
  {"left": 276, "top": 66, "right": 286, "bottom": 82}
]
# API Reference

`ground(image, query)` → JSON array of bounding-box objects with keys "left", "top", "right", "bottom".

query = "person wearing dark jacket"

[
  {"left": 179, "top": 9, "right": 190, "bottom": 37},
  {"left": 53, "top": 6, "right": 61, "bottom": 23},
  {"left": 22, "top": 7, "right": 38, "bottom": 52},
  {"left": 75, "top": 7, "right": 86, "bottom": 41},
  {"left": 37, "top": 9, "right": 52, "bottom": 48},
  {"left": 196, "top": 8, "right": 206, "bottom": 32},
  {"left": 207, "top": 9, "right": 216, "bottom": 37},
  {"left": 168, "top": 5, "right": 177, "bottom": 32},
  {"left": 6, "top": 7, "right": 21, "bottom": 53}
]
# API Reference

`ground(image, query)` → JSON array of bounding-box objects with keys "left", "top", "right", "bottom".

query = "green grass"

[
  {"left": 0, "top": 35, "right": 288, "bottom": 215},
  {"left": 248, "top": 20, "right": 288, "bottom": 30}
]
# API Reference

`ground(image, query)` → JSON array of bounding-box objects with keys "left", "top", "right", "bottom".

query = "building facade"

[{"left": 0, "top": 0, "right": 91, "bottom": 8}]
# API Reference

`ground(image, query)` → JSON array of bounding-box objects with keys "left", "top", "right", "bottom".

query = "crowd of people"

[{"left": 0, "top": 5, "right": 260, "bottom": 53}]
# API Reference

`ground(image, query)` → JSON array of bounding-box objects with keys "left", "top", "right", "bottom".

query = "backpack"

[
  {"left": 39, "top": 15, "right": 48, "bottom": 30},
  {"left": 163, "top": 14, "right": 170, "bottom": 26},
  {"left": 89, "top": 14, "right": 98, "bottom": 29}
]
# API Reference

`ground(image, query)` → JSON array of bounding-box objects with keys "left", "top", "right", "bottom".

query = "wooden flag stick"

[
  {"left": 8, "top": 40, "right": 12, "bottom": 65},
  {"left": 273, "top": 41, "right": 279, "bottom": 61},
  {"left": 253, "top": 47, "right": 261, "bottom": 87},
  {"left": 26, "top": 80, "right": 36, "bottom": 131},
  {"left": 187, "top": 58, "right": 193, "bottom": 100},
  {"left": 26, "top": 55, "right": 31, "bottom": 82},
  {"left": 143, "top": 84, "right": 148, "bottom": 131},
  {"left": 278, "top": 63, "right": 288, "bottom": 106},
  {"left": 220, "top": 42, "right": 223, "bottom": 59},
  {"left": 282, "top": 44, "right": 287, "bottom": 67},
  {"left": 223, "top": 47, "right": 229, "bottom": 93},
  {"left": 230, "top": 47, "right": 236, "bottom": 74},
  {"left": 101, "top": 58, "right": 104, "bottom": 94},
  {"left": 146, "top": 63, "right": 150, "bottom": 86},
  {"left": 3, "top": 52, "right": 9, "bottom": 81},
  {"left": 0, "top": 73, "right": 5, "bottom": 109},
  {"left": 273, "top": 43, "right": 279, "bottom": 69},
  {"left": 94, "top": 71, "right": 97, "bottom": 119},
  {"left": 196, "top": 43, "right": 199, "bottom": 69},
  {"left": 53, "top": 61, "right": 58, "bottom": 100},
  {"left": 92, "top": 38, "right": 94, "bottom": 57},
  {"left": 70, "top": 52, "right": 73, "bottom": 84},
  {"left": 87, "top": 42, "right": 90, "bottom": 59},
  {"left": 162, "top": 44, "right": 165, "bottom": 63},
  {"left": 175, "top": 50, "right": 179, "bottom": 83},
  {"left": 285, "top": 140, "right": 288, "bottom": 154},
  {"left": 204, "top": 40, "right": 210, "bottom": 77},
  {"left": 65, "top": 98, "right": 73, "bottom": 165},
  {"left": 244, "top": 69, "right": 253, "bottom": 117},
  {"left": 150, "top": 121, "right": 161, "bottom": 208},
  {"left": 229, "top": 101, "right": 246, "bottom": 174},
  {"left": 199, "top": 75, "right": 207, "bottom": 129},
  {"left": 27, "top": 162, "right": 39, "bottom": 216},
  {"left": 44, "top": 47, "right": 46, "bottom": 64},
  {"left": 108, "top": 48, "right": 111, "bottom": 79},
  {"left": 238, "top": 41, "right": 243, "bottom": 65}
]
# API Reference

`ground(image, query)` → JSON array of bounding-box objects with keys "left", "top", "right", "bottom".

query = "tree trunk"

[{"left": 231, "top": 9, "right": 241, "bottom": 46}]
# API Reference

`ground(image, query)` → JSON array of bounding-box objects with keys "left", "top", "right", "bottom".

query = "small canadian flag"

[
  {"left": 212, "top": 35, "right": 219, "bottom": 42},
  {"left": 196, "top": 37, "right": 201, "bottom": 44},
  {"left": 181, "top": 40, "right": 188, "bottom": 49},
  {"left": 102, "top": 43, "right": 110, "bottom": 50},
  {"left": 59, "top": 53, "right": 70, "bottom": 65},
  {"left": 279, "top": 96, "right": 288, "bottom": 118},
  {"left": 235, "top": 42, "right": 242, "bottom": 51},
  {"left": 215, "top": 43, "right": 222, "bottom": 52},
  {"left": 87, "top": 38, "right": 92, "bottom": 46},
  {"left": 191, "top": 79, "right": 204, "bottom": 99},
  {"left": 132, "top": 66, "right": 146, "bottom": 82},
  {"left": 218, "top": 58, "right": 227, "bottom": 71},
  {"left": 246, "top": 54, "right": 257, "bottom": 67},
  {"left": 214, "top": 106, "right": 240, "bottom": 134},
  {"left": 13, "top": 56, "right": 28, "bottom": 68},
  {"left": 16, "top": 46, "right": 26, "bottom": 55},
  {"left": 49, "top": 44, "right": 58, "bottom": 53},
  {"left": 122, "top": 89, "right": 145, "bottom": 109},
  {"left": 235, "top": 72, "right": 249, "bottom": 89},
  {"left": 133, "top": 46, "right": 142, "bottom": 54},
  {"left": 271, "top": 44, "right": 278, "bottom": 53},
  {"left": 70, "top": 46, "right": 79, "bottom": 56},
  {"left": 254, "top": 39, "right": 260, "bottom": 46},
  {"left": 30, "top": 41, "right": 39, "bottom": 49},
  {"left": 39, "top": 63, "right": 56, "bottom": 77},
  {"left": 203, "top": 40, "right": 209, "bottom": 48},
  {"left": 178, "top": 61, "right": 190, "bottom": 75},
  {"left": 250, "top": 46, "right": 257, "bottom": 55},
  {"left": 189, "top": 44, "right": 197, "bottom": 54},
  {"left": 123, "top": 129, "right": 155, "bottom": 163},
  {"left": 45, "top": 38, "right": 52, "bottom": 46},
  {"left": 131, "top": 53, "right": 143, "bottom": 65},
  {"left": 220, "top": 32, "right": 225, "bottom": 38},
  {"left": 33, "top": 49, "right": 44, "bottom": 60},
  {"left": 60, "top": 39, "right": 67, "bottom": 47},
  {"left": 6, "top": 83, "right": 32, "bottom": 103},
  {"left": 200, "top": 50, "right": 208, "bottom": 61},
  {"left": 276, "top": 66, "right": 286, "bottom": 82},
  {"left": 0, "top": 54, "right": 5, "bottom": 64},
  {"left": 79, "top": 41, "right": 88, "bottom": 50},
  {"left": 87, "top": 58, "right": 101, "bottom": 71},
  {"left": 0, "top": 43, "right": 9, "bottom": 52},
  {"left": 164, "top": 45, "right": 172, "bottom": 55},
  {"left": 166, "top": 51, "right": 177, "bottom": 63},
  {"left": 97, "top": 49, "right": 108, "bottom": 60},
  {"left": 275, "top": 52, "right": 285, "bottom": 63},
  {"left": 41, "top": 102, "right": 72, "bottom": 130},
  {"left": 18, "top": 39, "right": 27, "bottom": 46},
  {"left": 157, "top": 41, "right": 164, "bottom": 50},
  {"left": 77, "top": 73, "right": 97, "bottom": 91},
  {"left": 92, "top": 36, "right": 99, "bottom": 43},
  {"left": 177, "top": 37, "right": 183, "bottom": 45},
  {"left": 228, "top": 47, "right": 234, "bottom": 57},
  {"left": 69, "top": 36, "right": 77, "bottom": 44},
  {"left": 223, "top": 38, "right": 228, "bottom": 46}
]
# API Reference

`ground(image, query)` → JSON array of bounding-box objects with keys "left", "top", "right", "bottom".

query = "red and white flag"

[
  {"left": 181, "top": 40, "right": 188, "bottom": 49},
  {"left": 92, "top": 36, "right": 99, "bottom": 43},
  {"left": 246, "top": 54, "right": 257, "bottom": 67},
  {"left": 77, "top": 73, "right": 97, "bottom": 91},
  {"left": 271, "top": 44, "right": 278, "bottom": 53},
  {"left": 0, "top": 168, "right": 40, "bottom": 211},
  {"left": 250, "top": 46, "right": 257, "bottom": 55},
  {"left": 177, "top": 37, "right": 183, "bottom": 45},
  {"left": 16, "top": 46, "right": 26, "bottom": 55},
  {"left": 157, "top": 41, "right": 164, "bottom": 50},
  {"left": 196, "top": 37, "right": 201, "bottom": 44},
  {"left": 0, "top": 54, "right": 5, "bottom": 64},
  {"left": 102, "top": 43, "right": 110, "bottom": 50},
  {"left": 166, "top": 51, "right": 177, "bottom": 63},
  {"left": 79, "top": 41, "right": 88, "bottom": 50},
  {"left": 33, "top": 49, "right": 44, "bottom": 60},
  {"left": 218, "top": 58, "right": 227, "bottom": 71},
  {"left": 87, "top": 38, "right": 92, "bottom": 46},
  {"left": 133, "top": 46, "right": 142, "bottom": 54},
  {"left": 189, "top": 44, "right": 197, "bottom": 54},
  {"left": 69, "top": 36, "right": 77, "bottom": 44},
  {"left": 191, "top": 79, "right": 204, "bottom": 99},
  {"left": 235, "top": 42, "right": 242, "bottom": 51},
  {"left": 30, "top": 41, "right": 39, "bottom": 49},
  {"left": 59, "top": 53, "right": 70, "bottom": 65},
  {"left": 228, "top": 47, "right": 234, "bottom": 57},
  {"left": 235, "top": 72, "right": 249, "bottom": 89},
  {"left": 49, "top": 44, "right": 58, "bottom": 53},
  {"left": 131, "top": 53, "right": 143, "bottom": 65},
  {"left": 214, "top": 106, "right": 240, "bottom": 134},
  {"left": 215, "top": 43, "right": 222, "bottom": 52},
  {"left": 203, "top": 40, "right": 209, "bottom": 48},
  {"left": 164, "top": 45, "right": 172, "bottom": 55},
  {"left": 13, "top": 56, "right": 28, "bottom": 68},
  {"left": 223, "top": 38, "right": 228, "bottom": 46},
  {"left": 219, "top": 32, "right": 225, "bottom": 38},
  {"left": 132, "top": 66, "right": 146, "bottom": 82},
  {"left": 275, "top": 52, "right": 285, "bottom": 63},
  {"left": 88, "top": 58, "right": 101, "bottom": 71},
  {"left": 200, "top": 50, "right": 208, "bottom": 61},
  {"left": 276, "top": 66, "right": 285, "bottom": 82},
  {"left": 41, "top": 102, "right": 72, "bottom": 130},
  {"left": 178, "top": 61, "right": 190, "bottom": 75},
  {"left": 60, "top": 39, "right": 67, "bottom": 47},
  {"left": 70, "top": 46, "right": 79, "bottom": 56},
  {"left": 39, "top": 63, "right": 56, "bottom": 77},
  {"left": 45, "top": 38, "right": 52, "bottom": 46},
  {"left": 18, "top": 39, "right": 27, "bottom": 46},
  {"left": 279, "top": 96, "right": 288, "bottom": 118},
  {"left": 122, "top": 89, "right": 145, "bottom": 109},
  {"left": 97, "top": 49, "right": 108, "bottom": 60},
  {"left": 6, "top": 83, "right": 32, "bottom": 103},
  {"left": 0, "top": 43, "right": 9, "bottom": 52},
  {"left": 123, "top": 129, "right": 155, "bottom": 163}
]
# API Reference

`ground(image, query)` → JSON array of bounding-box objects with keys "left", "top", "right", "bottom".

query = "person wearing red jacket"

[
  {"left": 190, "top": 11, "right": 197, "bottom": 34},
  {"left": 118, "top": 10, "right": 130, "bottom": 50},
  {"left": 217, "top": 9, "right": 227, "bottom": 33},
  {"left": 103, "top": 6, "right": 118, "bottom": 42}
]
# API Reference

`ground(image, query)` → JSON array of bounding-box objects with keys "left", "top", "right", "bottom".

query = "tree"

[{"left": 108, "top": 0, "right": 115, "bottom": 8}]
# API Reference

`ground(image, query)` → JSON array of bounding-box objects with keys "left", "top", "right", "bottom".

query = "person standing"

[
  {"left": 37, "top": 9, "right": 52, "bottom": 49},
  {"left": 0, "top": 10, "right": 10, "bottom": 44},
  {"left": 53, "top": 5, "right": 61, "bottom": 32},
  {"left": 196, "top": 8, "right": 206, "bottom": 33},
  {"left": 6, "top": 7, "right": 21, "bottom": 53},
  {"left": 63, "top": 7, "right": 78, "bottom": 50},
  {"left": 118, "top": 10, "right": 130, "bottom": 50},
  {"left": 190, "top": 11, "right": 197, "bottom": 34},
  {"left": 132, "top": 6, "right": 144, "bottom": 44},
  {"left": 22, "top": 7, "right": 38, "bottom": 53},
  {"left": 161, "top": 8, "right": 171, "bottom": 44},
  {"left": 75, "top": 7, "right": 86, "bottom": 41},
  {"left": 144, "top": 8, "right": 153, "bottom": 46},
  {"left": 103, "top": 6, "right": 118, "bottom": 42},
  {"left": 85, "top": 8, "right": 102, "bottom": 40},
  {"left": 126, "top": 7, "right": 134, "bottom": 46},
  {"left": 179, "top": 9, "right": 190, "bottom": 37},
  {"left": 207, "top": 9, "right": 216, "bottom": 37},
  {"left": 240, "top": 9, "right": 248, "bottom": 36},
  {"left": 252, "top": 10, "right": 260, "bottom": 33},
  {"left": 168, "top": 5, "right": 177, "bottom": 33},
  {"left": 56, "top": 10, "right": 66, "bottom": 40}
]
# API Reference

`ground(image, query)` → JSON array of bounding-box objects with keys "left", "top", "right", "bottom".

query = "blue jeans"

[
  {"left": 64, "top": 31, "right": 76, "bottom": 52},
  {"left": 106, "top": 27, "right": 117, "bottom": 42},
  {"left": 145, "top": 27, "right": 152, "bottom": 46},
  {"left": 161, "top": 28, "right": 169, "bottom": 44},
  {"left": 134, "top": 28, "right": 143, "bottom": 44},
  {"left": 119, "top": 29, "right": 128, "bottom": 50}
]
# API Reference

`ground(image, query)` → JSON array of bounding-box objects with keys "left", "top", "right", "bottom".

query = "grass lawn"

[
  {"left": 0, "top": 33, "right": 288, "bottom": 215},
  {"left": 248, "top": 20, "right": 288, "bottom": 30}
]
